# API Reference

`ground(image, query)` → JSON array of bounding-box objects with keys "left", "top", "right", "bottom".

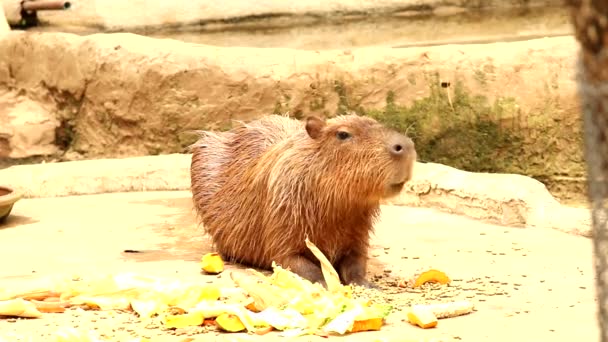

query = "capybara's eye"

[{"left": 336, "top": 131, "right": 351, "bottom": 140}]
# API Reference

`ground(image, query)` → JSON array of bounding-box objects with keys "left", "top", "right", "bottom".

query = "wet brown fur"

[{"left": 190, "top": 114, "right": 416, "bottom": 286}]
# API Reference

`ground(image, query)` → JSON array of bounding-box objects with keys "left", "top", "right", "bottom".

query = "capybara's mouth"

[
  {"left": 389, "top": 181, "right": 406, "bottom": 192},
  {"left": 381, "top": 181, "right": 407, "bottom": 198}
]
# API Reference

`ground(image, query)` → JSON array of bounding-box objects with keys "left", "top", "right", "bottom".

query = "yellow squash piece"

[
  {"left": 131, "top": 298, "right": 166, "bottom": 319},
  {"left": 0, "top": 298, "right": 43, "bottom": 318},
  {"left": 269, "top": 262, "right": 319, "bottom": 293},
  {"left": 68, "top": 294, "right": 132, "bottom": 311},
  {"left": 201, "top": 253, "right": 225, "bottom": 274},
  {"left": 230, "top": 271, "right": 296, "bottom": 312},
  {"left": 407, "top": 306, "right": 438, "bottom": 329},
  {"left": 216, "top": 313, "right": 246, "bottom": 332},
  {"left": 6, "top": 289, "right": 61, "bottom": 301},
  {"left": 351, "top": 318, "right": 383, "bottom": 332},
  {"left": 190, "top": 301, "right": 264, "bottom": 331},
  {"left": 163, "top": 311, "right": 205, "bottom": 329},
  {"left": 172, "top": 284, "right": 221, "bottom": 309},
  {"left": 413, "top": 269, "right": 451, "bottom": 288}
]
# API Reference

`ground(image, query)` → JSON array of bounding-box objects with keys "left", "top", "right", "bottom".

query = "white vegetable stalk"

[{"left": 412, "top": 300, "right": 475, "bottom": 319}]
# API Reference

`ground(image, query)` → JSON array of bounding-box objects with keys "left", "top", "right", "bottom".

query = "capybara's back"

[
  {"left": 190, "top": 114, "right": 416, "bottom": 287},
  {"left": 191, "top": 115, "right": 301, "bottom": 205}
]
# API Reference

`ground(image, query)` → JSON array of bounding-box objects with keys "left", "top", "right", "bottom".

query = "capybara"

[{"left": 190, "top": 114, "right": 416, "bottom": 288}]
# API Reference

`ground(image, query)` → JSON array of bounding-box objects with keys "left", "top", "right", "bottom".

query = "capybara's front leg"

[
  {"left": 337, "top": 249, "right": 378, "bottom": 289},
  {"left": 276, "top": 254, "right": 326, "bottom": 286}
]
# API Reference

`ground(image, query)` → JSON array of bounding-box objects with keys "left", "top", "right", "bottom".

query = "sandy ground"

[{"left": 0, "top": 190, "right": 599, "bottom": 341}]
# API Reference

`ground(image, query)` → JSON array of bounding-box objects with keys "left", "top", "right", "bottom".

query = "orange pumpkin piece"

[
  {"left": 351, "top": 317, "right": 384, "bottom": 332},
  {"left": 413, "top": 269, "right": 451, "bottom": 288},
  {"left": 245, "top": 302, "right": 260, "bottom": 312},
  {"left": 254, "top": 326, "right": 274, "bottom": 335}
]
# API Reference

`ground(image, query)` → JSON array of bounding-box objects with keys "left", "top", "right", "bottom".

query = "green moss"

[
  {"left": 333, "top": 80, "right": 351, "bottom": 116},
  {"left": 177, "top": 131, "right": 200, "bottom": 149},
  {"left": 360, "top": 73, "right": 584, "bottom": 181},
  {"left": 364, "top": 76, "right": 524, "bottom": 173},
  {"left": 272, "top": 92, "right": 292, "bottom": 116},
  {"left": 171, "top": 71, "right": 584, "bottom": 203},
  {"left": 473, "top": 68, "right": 487, "bottom": 86},
  {"left": 273, "top": 100, "right": 286, "bottom": 115},
  {"left": 217, "top": 119, "right": 234, "bottom": 132},
  {"left": 333, "top": 79, "right": 365, "bottom": 117},
  {"left": 54, "top": 120, "right": 76, "bottom": 151},
  {"left": 309, "top": 94, "right": 327, "bottom": 112}
]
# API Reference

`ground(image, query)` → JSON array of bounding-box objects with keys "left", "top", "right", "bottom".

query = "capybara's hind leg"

[{"left": 276, "top": 255, "right": 326, "bottom": 287}]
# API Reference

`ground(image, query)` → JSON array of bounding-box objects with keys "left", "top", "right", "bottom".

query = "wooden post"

[
  {"left": 0, "top": 1, "right": 11, "bottom": 35},
  {"left": 567, "top": 1, "right": 608, "bottom": 342}
]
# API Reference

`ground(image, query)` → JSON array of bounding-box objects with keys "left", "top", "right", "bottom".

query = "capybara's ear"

[{"left": 305, "top": 116, "right": 326, "bottom": 139}]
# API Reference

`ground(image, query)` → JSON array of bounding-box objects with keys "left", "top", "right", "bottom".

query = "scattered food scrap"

[
  {"left": 421, "top": 301, "right": 476, "bottom": 319},
  {"left": 406, "top": 301, "right": 475, "bottom": 329},
  {"left": 413, "top": 269, "right": 451, "bottom": 288},
  {"left": 0, "top": 240, "right": 475, "bottom": 339},
  {"left": 407, "top": 305, "right": 438, "bottom": 329},
  {"left": 0, "top": 298, "right": 43, "bottom": 318},
  {"left": 200, "top": 252, "right": 224, "bottom": 275},
  {"left": 215, "top": 312, "right": 246, "bottom": 332}
]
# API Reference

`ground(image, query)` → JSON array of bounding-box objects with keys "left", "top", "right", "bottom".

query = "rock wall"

[{"left": 0, "top": 31, "right": 584, "bottom": 199}]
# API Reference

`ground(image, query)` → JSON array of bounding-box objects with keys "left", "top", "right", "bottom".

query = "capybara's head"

[{"left": 305, "top": 114, "right": 416, "bottom": 201}]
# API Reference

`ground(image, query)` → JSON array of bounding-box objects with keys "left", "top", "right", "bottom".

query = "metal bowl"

[{"left": 0, "top": 186, "right": 23, "bottom": 224}]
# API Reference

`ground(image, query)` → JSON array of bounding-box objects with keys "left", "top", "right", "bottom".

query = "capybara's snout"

[
  {"left": 383, "top": 131, "right": 416, "bottom": 196},
  {"left": 386, "top": 133, "right": 415, "bottom": 160}
]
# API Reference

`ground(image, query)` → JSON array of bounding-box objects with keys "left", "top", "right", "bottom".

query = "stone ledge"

[
  {"left": 0, "top": 154, "right": 592, "bottom": 237},
  {"left": 387, "top": 162, "right": 592, "bottom": 237},
  {"left": 0, "top": 154, "right": 191, "bottom": 198},
  {"left": 2, "top": 0, "right": 562, "bottom": 30}
]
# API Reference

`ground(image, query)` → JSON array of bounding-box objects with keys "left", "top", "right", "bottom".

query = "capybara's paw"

[
  {"left": 362, "top": 281, "right": 381, "bottom": 290},
  {"left": 349, "top": 278, "right": 380, "bottom": 290}
]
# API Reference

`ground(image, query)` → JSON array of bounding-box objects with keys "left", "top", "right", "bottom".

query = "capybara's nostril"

[{"left": 388, "top": 135, "right": 413, "bottom": 158}]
